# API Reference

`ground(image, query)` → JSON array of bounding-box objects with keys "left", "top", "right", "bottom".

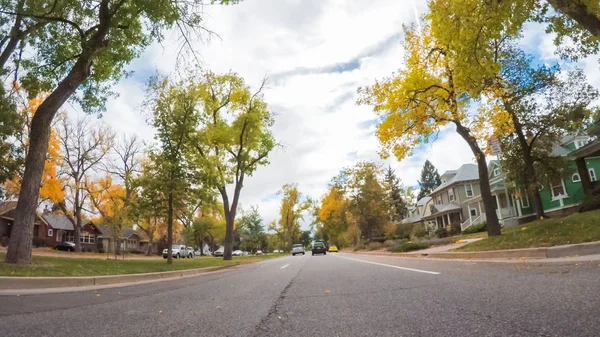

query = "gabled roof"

[
  {"left": 551, "top": 145, "right": 572, "bottom": 157},
  {"left": 43, "top": 213, "right": 75, "bottom": 231},
  {"left": 423, "top": 203, "right": 462, "bottom": 219},
  {"left": 416, "top": 197, "right": 431, "bottom": 207},
  {"left": 98, "top": 225, "right": 140, "bottom": 239},
  {"left": 0, "top": 201, "right": 18, "bottom": 217},
  {"left": 431, "top": 164, "right": 479, "bottom": 194},
  {"left": 401, "top": 215, "right": 423, "bottom": 225}
]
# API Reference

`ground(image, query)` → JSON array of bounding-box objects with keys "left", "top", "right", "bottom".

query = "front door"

[{"left": 57, "top": 230, "right": 64, "bottom": 242}]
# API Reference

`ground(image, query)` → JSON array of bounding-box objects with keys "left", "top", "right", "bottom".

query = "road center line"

[
  {"left": 332, "top": 255, "right": 441, "bottom": 275},
  {"left": 280, "top": 264, "right": 290, "bottom": 269}
]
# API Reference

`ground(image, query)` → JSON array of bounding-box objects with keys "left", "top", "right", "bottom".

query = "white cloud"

[{"left": 74, "top": 0, "right": 485, "bottom": 229}]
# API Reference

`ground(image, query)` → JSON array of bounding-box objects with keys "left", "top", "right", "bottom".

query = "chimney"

[{"left": 43, "top": 204, "right": 50, "bottom": 215}]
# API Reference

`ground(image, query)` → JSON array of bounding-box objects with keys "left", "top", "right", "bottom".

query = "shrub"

[
  {"left": 462, "top": 222, "right": 487, "bottom": 235},
  {"left": 32, "top": 237, "right": 47, "bottom": 248},
  {"left": 395, "top": 223, "right": 415, "bottom": 239},
  {"left": 383, "top": 240, "right": 396, "bottom": 248},
  {"left": 392, "top": 242, "right": 430, "bottom": 253},
  {"left": 98, "top": 248, "right": 105, "bottom": 254},
  {"left": 579, "top": 193, "right": 600, "bottom": 212},
  {"left": 410, "top": 225, "right": 428, "bottom": 240},
  {"left": 129, "top": 250, "right": 145, "bottom": 255},
  {"left": 434, "top": 227, "right": 448, "bottom": 238},
  {"left": 367, "top": 242, "right": 383, "bottom": 250}
]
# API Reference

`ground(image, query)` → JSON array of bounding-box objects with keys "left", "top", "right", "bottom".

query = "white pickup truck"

[{"left": 162, "top": 244, "right": 194, "bottom": 259}]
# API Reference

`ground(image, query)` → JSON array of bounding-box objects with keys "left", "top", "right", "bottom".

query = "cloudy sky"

[{"left": 71, "top": 0, "right": 600, "bottom": 229}]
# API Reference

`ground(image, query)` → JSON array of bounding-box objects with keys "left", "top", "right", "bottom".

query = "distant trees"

[
  {"left": 237, "top": 206, "right": 267, "bottom": 253},
  {"left": 417, "top": 160, "right": 441, "bottom": 200},
  {"left": 272, "top": 184, "right": 311, "bottom": 250}
]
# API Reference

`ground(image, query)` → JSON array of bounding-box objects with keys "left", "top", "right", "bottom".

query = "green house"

[{"left": 480, "top": 135, "right": 600, "bottom": 228}]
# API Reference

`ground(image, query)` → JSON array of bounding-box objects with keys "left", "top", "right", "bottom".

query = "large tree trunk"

[
  {"left": 167, "top": 192, "right": 174, "bottom": 265},
  {"left": 223, "top": 211, "right": 234, "bottom": 261},
  {"left": 455, "top": 123, "right": 501, "bottom": 236},
  {"left": 548, "top": 0, "right": 600, "bottom": 37},
  {"left": 5, "top": 1, "right": 111, "bottom": 264}
]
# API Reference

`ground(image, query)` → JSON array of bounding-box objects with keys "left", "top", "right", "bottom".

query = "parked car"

[
  {"left": 162, "top": 244, "right": 193, "bottom": 259},
  {"left": 55, "top": 241, "right": 76, "bottom": 252},
  {"left": 194, "top": 250, "right": 210, "bottom": 256},
  {"left": 256, "top": 250, "right": 264, "bottom": 255},
  {"left": 292, "top": 244, "right": 305, "bottom": 256},
  {"left": 273, "top": 249, "right": 280, "bottom": 253},
  {"left": 312, "top": 241, "right": 327, "bottom": 256},
  {"left": 213, "top": 246, "right": 224, "bottom": 257},
  {"left": 328, "top": 245, "right": 338, "bottom": 252},
  {"left": 232, "top": 250, "right": 243, "bottom": 256},
  {"left": 242, "top": 251, "right": 249, "bottom": 256}
]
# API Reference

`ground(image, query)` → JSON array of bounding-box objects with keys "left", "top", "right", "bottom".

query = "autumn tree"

[
  {"left": 3, "top": 95, "right": 63, "bottom": 204},
  {"left": 275, "top": 184, "right": 311, "bottom": 250},
  {"left": 345, "top": 162, "right": 389, "bottom": 239},
  {"left": 3, "top": 0, "right": 239, "bottom": 264},
  {"left": 56, "top": 115, "right": 114, "bottom": 252},
  {"left": 317, "top": 184, "right": 350, "bottom": 247},
  {"left": 486, "top": 50, "right": 598, "bottom": 217},
  {"left": 358, "top": 24, "right": 504, "bottom": 236},
  {"left": 417, "top": 160, "right": 441, "bottom": 200},
  {"left": 189, "top": 72, "right": 276, "bottom": 260}
]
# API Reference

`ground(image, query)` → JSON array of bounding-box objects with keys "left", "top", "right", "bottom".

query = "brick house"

[
  {"left": 42, "top": 212, "right": 103, "bottom": 251},
  {"left": 0, "top": 201, "right": 49, "bottom": 247}
]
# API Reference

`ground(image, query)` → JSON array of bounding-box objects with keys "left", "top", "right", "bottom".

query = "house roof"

[
  {"left": 43, "top": 213, "right": 75, "bottom": 231},
  {"left": 431, "top": 164, "right": 479, "bottom": 194},
  {"left": 98, "top": 225, "right": 140, "bottom": 239},
  {"left": 424, "top": 203, "right": 462, "bottom": 219},
  {"left": 551, "top": 144, "right": 572, "bottom": 157},
  {"left": 0, "top": 201, "right": 18, "bottom": 217},
  {"left": 401, "top": 216, "right": 423, "bottom": 225},
  {"left": 416, "top": 197, "right": 432, "bottom": 207}
]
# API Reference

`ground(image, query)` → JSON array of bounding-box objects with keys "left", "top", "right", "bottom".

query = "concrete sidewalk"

[
  {"left": 403, "top": 238, "right": 482, "bottom": 254},
  {"left": 351, "top": 240, "right": 600, "bottom": 262}
]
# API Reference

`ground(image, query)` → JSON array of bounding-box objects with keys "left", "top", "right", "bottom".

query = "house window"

[
  {"left": 589, "top": 169, "right": 597, "bottom": 182},
  {"left": 65, "top": 232, "right": 74, "bottom": 243},
  {"left": 551, "top": 180, "right": 567, "bottom": 199},
  {"left": 575, "top": 140, "right": 586, "bottom": 149},
  {"left": 493, "top": 168, "right": 500, "bottom": 177},
  {"left": 79, "top": 232, "right": 95, "bottom": 244},
  {"left": 436, "top": 195, "right": 443, "bottom": 205},
  {"left": 465, "top": 183, "right": 474, "bottom": 197},
  {"left": 572, "top": 173, "right": 581, "bottom": 182},
  {"left": 448, "top": 188, "right": 455, "bottom": 202},
  {"left": 48, "top": 229, "right": 53, "bottom": 237},
  {"left": 521, "top": 194, "right": 530, "bottom": 208},
  {"left": 470, "top": 208, "right": 478, "bottom": 217}
]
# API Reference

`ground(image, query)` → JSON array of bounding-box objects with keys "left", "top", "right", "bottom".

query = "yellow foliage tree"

[
  {"left": 4, "top": 96, "right": 64, "bottom": 204},
  {"left": 318, "top": 186, "right": 350, "bottom": 247},
  {"left": 357, "top": 24, "right": 503, "bottom": 236}
]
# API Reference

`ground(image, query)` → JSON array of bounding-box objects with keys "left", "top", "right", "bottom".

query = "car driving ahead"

[
  {"left": 312, "top": 241, "right": 327, "bottom": 256},
  {"left": 291, "top": 244, "right": 305, "bottom": 256}
]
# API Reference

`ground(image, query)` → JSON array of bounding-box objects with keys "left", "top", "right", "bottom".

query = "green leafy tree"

[
  {"left": 417, "top": 160, "right": 441, "bottom": 200},
  {"left": 300, "top": 230, "right": 311, "bottom": 248},
  {"left": 0, "top": 86, "right": 23, "bottom": 185},
  {"left": 384, "top": 165, "right": 408, "bottom": 221},
  {"left": 3, "top": 0, "right": 239, "bottom": 264},
  {"left": 189, "top": 72, "right": 276, "bottom": 260},
  {"left": 237, "top": 206, "right": 266, "bottom": 253},
  {"left": 145, "top": 78, "right": 198, "bottom": 264},
  {"left": 487, "top": 49, "right": 598, "bottom": 218}
]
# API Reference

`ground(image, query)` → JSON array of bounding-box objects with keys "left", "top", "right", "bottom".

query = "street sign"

[{"left": 488, "top": 138, "right": 502, "bottom": 155}]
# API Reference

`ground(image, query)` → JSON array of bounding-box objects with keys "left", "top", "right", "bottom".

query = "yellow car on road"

[{"left": 328, "top": 245, "right": 338, "bottom": 252}]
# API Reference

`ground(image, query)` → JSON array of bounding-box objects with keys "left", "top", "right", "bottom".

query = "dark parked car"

[
  {"left": 55, "top": 241, "right": 76, "bottom": 252},
  {"left": 312, "top": 241, "right": 327, "bottom": 256}
]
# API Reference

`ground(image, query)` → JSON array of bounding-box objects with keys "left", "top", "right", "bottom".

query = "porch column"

[
  {"left": 576, "top": 157, "right": 593, "bottom": 195},
  {"left": 504, "top": 192, "right": 511, "bottom": 216},
  {"left": 446, "top": 213, "right": 451, "bottom": 227},
  {"left": 478, "top": 201, "right": 482, "bottom": 216}
]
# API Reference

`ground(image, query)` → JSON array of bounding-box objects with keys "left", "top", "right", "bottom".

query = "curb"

[
  {"left": 415, "top": 241, "right": 600, "bottom": 260},
  {"left": 0, "top": 265, "right": 234, "bottom": 290}
]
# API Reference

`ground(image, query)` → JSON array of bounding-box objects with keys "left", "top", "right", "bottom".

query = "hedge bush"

[
  {"left": 392, "top": 242, "right": 430, "bottom": 253},
  {"left": 367, "top": 242, "right": 383, "bottom": 250},
  {"left": 462, "top": 222, "right": 487, "bottom": 235},
  {"left": 383, "top": 240, "right": 396, "bottom": 248}
]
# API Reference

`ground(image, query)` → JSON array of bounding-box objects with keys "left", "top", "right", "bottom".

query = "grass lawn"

[
  {"left": 456, "top": 210, "right": 600, "bottom": 252},
  {"left": 0, "top": 253, "right": 286, "bottom": 277}
]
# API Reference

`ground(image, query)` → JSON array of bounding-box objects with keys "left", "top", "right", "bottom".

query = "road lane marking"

[
  {"left": 280, "top": 264, "right": 290, "bottom": 269},
  {"left": 332, "top": 255, "right": 441, "bottom": 275}
]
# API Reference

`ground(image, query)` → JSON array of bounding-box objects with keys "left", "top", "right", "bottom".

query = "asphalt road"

[{"left": 1, "top": 253, "right": 599, "bottom": 337}]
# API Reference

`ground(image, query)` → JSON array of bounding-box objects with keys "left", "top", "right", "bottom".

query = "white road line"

[
  {"left": 332, "top": 254, "right": 441, "bottom": 275},
  {"left": 280, "top": 264, "right": 290, "bottom": 269}
]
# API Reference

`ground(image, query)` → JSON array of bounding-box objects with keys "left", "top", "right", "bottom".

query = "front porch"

[{"left": 424, "top": 203, "right": 463, "bottom": 233}]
